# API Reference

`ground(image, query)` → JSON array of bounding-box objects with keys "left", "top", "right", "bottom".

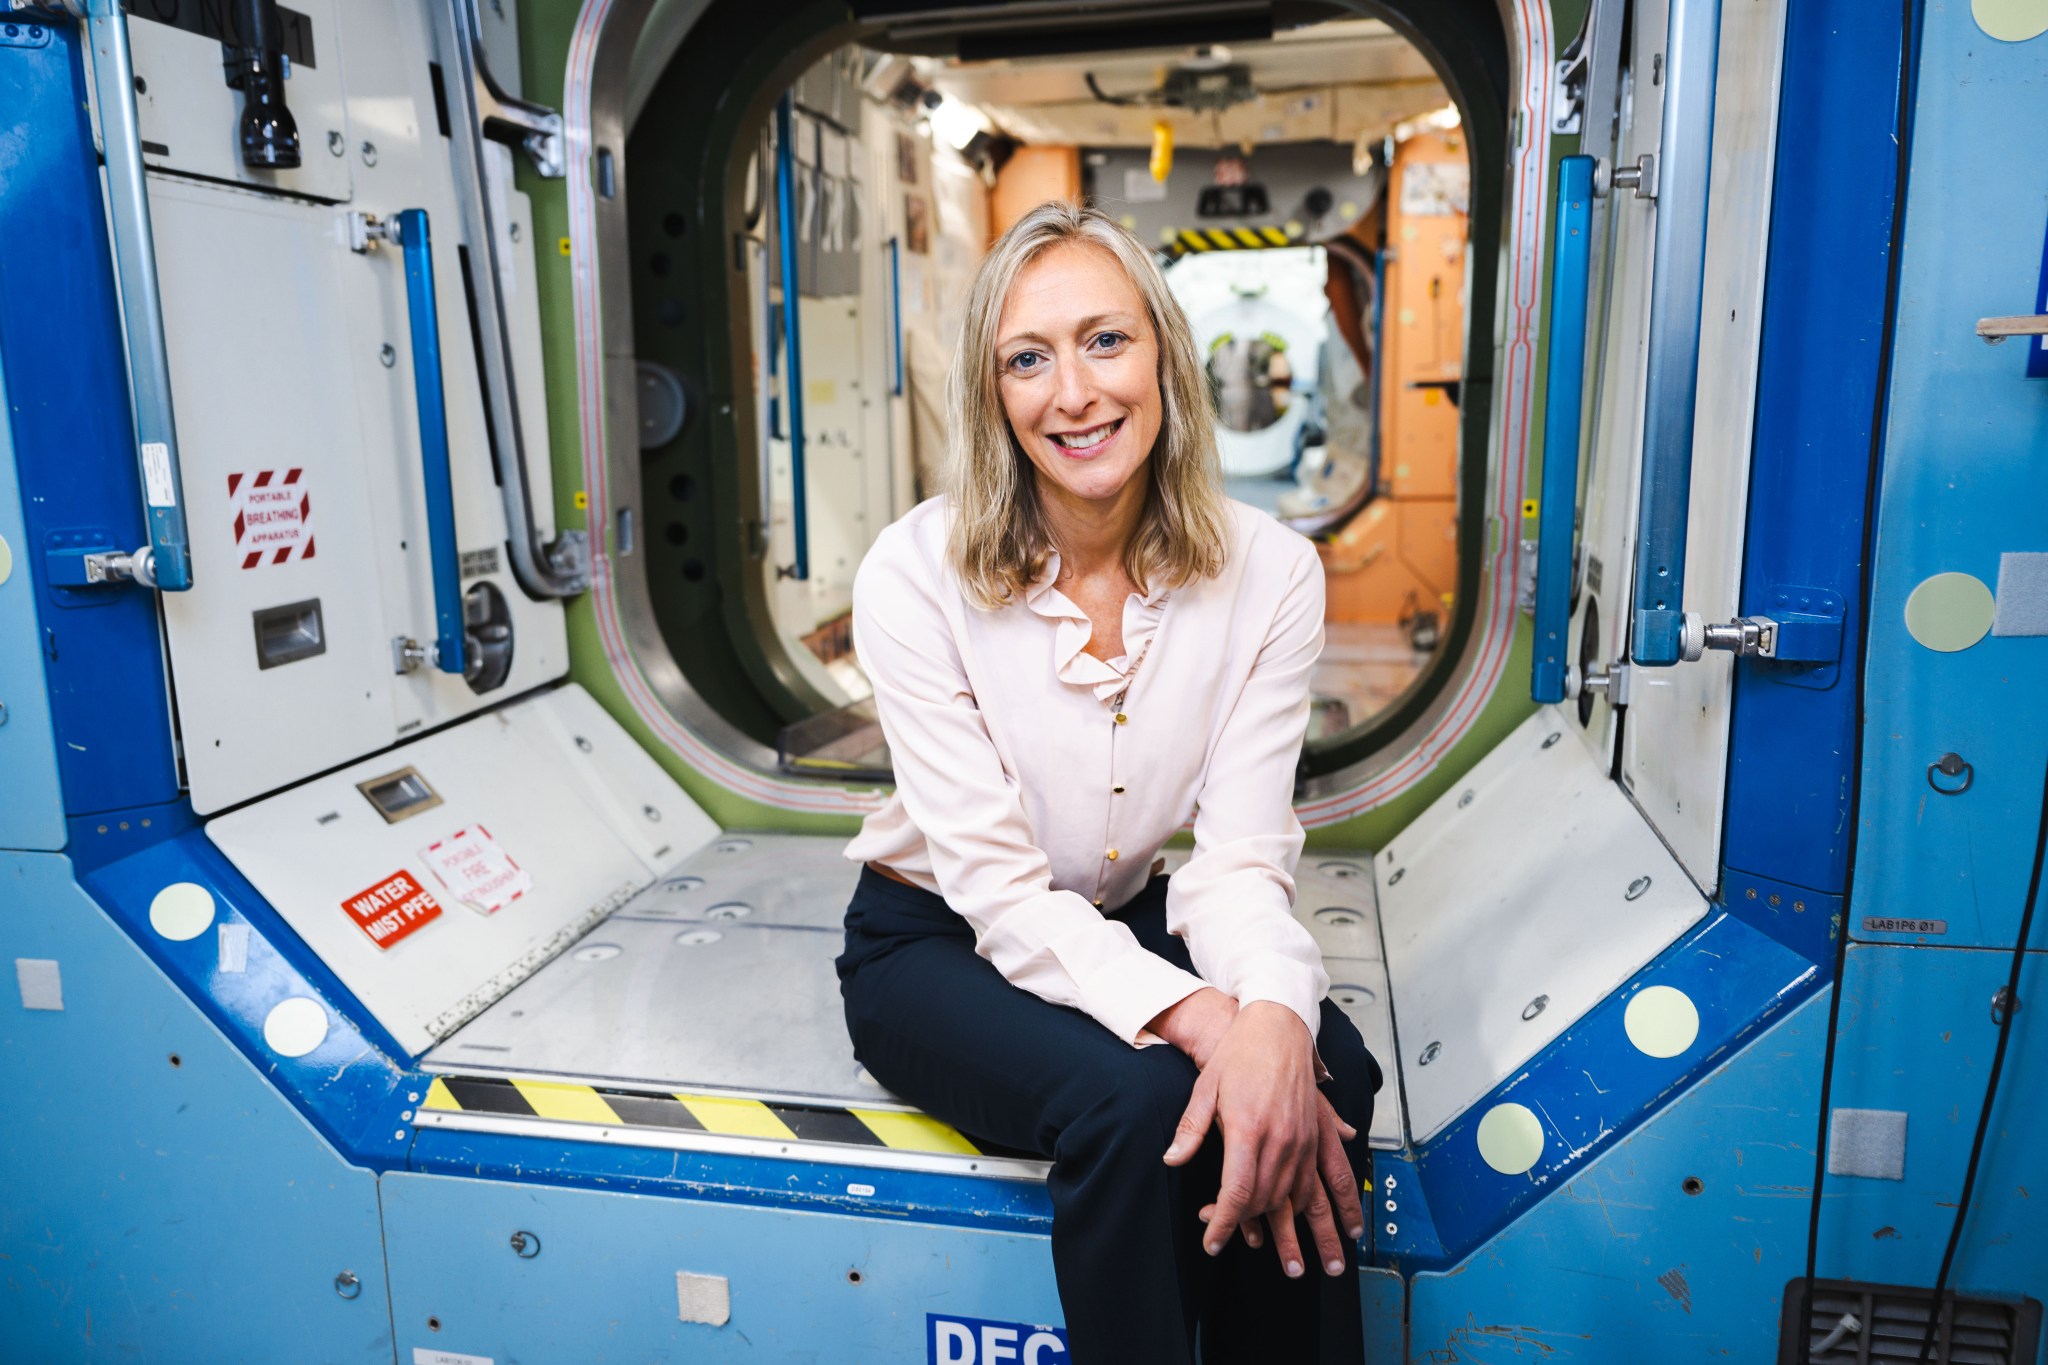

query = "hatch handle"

[
  {"left": 1628, "top": 0, "right": 1724, "bottom": 666},
  {"left": 83, "top": 0, "right": 193, "bottom": 591},
  {"left": 1531, "top": 156, "right": 1597, "bottom": 703}
]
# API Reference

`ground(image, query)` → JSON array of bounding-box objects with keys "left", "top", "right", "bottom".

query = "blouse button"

[
  {"left": 1113, "top": 712, "right": 1128, "bottom": 725},
  {"left": 1106, "top": 848, "right": 1119, "bottom": 861},
  {"left": 1112, "top": 784, "right": 1126, "bottom": 795},
  {"left": 1092, "top": 898, "right": 1105, "bottom": 909}
]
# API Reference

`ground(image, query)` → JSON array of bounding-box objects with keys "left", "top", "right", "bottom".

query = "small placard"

[
  {"left": 422, "top": 825, "right": 531, "bottom": 916},
  {"left": 342, "top": 870, "right": 444, "bottom": 949},
  {"left": 141, "top": 442, "right": 177, "bottom": 508},
  {"left": 413, "top": 1351, "right": 494, "bottom": 1365},
  {"left": 1862, "top": 917, "right": 1946, "bottom": 936}
]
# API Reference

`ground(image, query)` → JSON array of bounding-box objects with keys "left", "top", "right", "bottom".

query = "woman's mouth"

[{"left": 1049, "top": 418, "right": 1124, "bottom": 454}]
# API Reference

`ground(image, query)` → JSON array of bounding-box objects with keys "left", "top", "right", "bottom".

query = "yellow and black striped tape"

[
  {"left": 1172, "top": 225, "right": 1296, "bottom": 255},
  {"left": 423, "top": 1076, "right": 994, "bottom": 1157}
]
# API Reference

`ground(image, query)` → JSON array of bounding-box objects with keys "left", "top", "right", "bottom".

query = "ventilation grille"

[{"left": 1780, "top": 1280, "right": 2042, "bottom": 1365}]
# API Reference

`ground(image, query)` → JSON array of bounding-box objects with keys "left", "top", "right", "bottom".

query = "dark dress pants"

[{"left": 837, "top": 866, "right": 1384, "bottom": 1365}]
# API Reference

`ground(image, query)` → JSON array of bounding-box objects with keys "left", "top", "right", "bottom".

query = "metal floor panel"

[
  {"left": 1377, "top": 707, "right": 1710, "bottom": 1143},
  {"left": 430, "top": 833, "right": 1404, "bottom": 1147}
]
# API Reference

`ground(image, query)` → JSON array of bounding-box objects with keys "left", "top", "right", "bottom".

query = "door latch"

[{"left": 1595, "top": 153, "right": 1657, "bottom": 201}]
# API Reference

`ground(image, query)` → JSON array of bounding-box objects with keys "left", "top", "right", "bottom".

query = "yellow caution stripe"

[
  {"left": 1169, "top": 224, "right": 1302, "bottom": 258},
  {"left": 422, "top": 1075, "right": 993, "bottom": 1157}
]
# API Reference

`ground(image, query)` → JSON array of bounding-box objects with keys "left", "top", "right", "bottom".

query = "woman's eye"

[
  {"left": 1090, "top": 331, "right": 1129, "bottom": 353},
  {"left": 1005, "top": 351, "right": 1045, "bottom": 375}
]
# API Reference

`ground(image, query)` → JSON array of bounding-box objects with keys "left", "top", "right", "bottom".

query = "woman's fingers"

[
  {"left": 1163, "top": 1072, "right": 1219, "bottom": 1167},
  {"left": 1204, "top": 1140, "right": 1262, "bottom": 1255},
  {"left": 1317, "top": 1095, "right": 1367, "bottom": 1242},
  {"left": 1299, "top": 1174, "right": 1348, "bottom": 1276},
  {"left": 1265, "top": 1199, "right": 1306, "bottom": 1278},
  {"left": 1196, "top": 1204, "right": 1265, "bottom": 1251}
]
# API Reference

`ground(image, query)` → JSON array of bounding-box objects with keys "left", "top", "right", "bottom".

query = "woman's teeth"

[{"left": 1052, "top": 419, "right": 1122, "bottom": 451}]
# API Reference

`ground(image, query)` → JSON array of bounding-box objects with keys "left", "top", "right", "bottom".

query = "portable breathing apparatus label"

[
  {"left": 341, "top": 870, "right": 442, "bottom": 949},
  {"left": 422, "top": 825, "right": 530, "bottom": 916},
  {"left": 228, "top": 468, "right": 315, "bottom": 569},
  {"left": 928, "top": 1314, "right": 1069, "bottom": 1364}
]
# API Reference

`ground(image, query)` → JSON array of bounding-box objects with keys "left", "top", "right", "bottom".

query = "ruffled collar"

[{"left": 1022, "top": 550, "right": 1170, "bottom": 702}]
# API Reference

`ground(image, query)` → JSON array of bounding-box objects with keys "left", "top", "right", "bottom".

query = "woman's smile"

[{"left": 1050, "top": 417, "right": 1126, "bottom": 456}]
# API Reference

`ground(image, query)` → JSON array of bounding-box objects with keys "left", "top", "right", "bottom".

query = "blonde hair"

[{"left": 944, "top": 201, "right": 1230, "bottom": 609}]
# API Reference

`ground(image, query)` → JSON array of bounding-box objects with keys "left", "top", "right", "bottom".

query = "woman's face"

[{"left": 993, "top": 242, "right": 1163, "bottom": 513}]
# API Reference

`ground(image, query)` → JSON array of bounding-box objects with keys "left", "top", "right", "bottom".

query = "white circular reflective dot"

[
  {"left": 263, "top": 997, "right": 329, "bottom": 1057},
  {"left": 572, "top": 943, "right": 622, "bottom": 962},
  {"left": 1974, "top": 0, "right": 2048, "bottom": 41},
  {"left": 1624, "top": 984, "right": 1701, "bottom": 1058},
  {"left": 149, "top": 883, "right": 216, "bottom": 941},
  {"left": 1475, "top": 1102, "right": 1546, "bottom": 1175},
  {"left": 1903, "top": 572, "right": 1996, "bottom": 652}
]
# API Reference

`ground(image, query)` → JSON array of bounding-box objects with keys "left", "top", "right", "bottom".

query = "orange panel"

[{"left": 989, "top": 147, "right": 1083, "bottom": 241}]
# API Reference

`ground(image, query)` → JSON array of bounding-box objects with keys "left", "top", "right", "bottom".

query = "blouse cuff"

[
  {"left": 1233, "top": 953, "right": 1326, "bottom": 1046},
  {"left": 1091, "top": 953, "right": 1210, "bottom": 1049}
]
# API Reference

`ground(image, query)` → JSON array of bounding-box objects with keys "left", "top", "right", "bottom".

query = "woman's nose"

[{"left": 1054, "top": 349, "right": 1095, "bottom": 413}]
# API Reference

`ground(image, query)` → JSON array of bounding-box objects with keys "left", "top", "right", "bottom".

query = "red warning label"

[
  {"left": 228, "top": 468, "right": 316, "bottom": 569},
  {"left": 341, "top": 870, "right": 443, "bottom": 949}
]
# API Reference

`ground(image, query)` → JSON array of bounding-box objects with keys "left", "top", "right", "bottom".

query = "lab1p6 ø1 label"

[
  {"left": 928, "top": 1314, "right": 1069, "bottom": 1365},
  {"left": 342, "top": 870, "right": 442, "bottom": 949}
]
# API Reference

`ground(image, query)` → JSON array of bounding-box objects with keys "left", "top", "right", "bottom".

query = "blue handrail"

[
  {"left": 888, "top": 235, "right": 905, "bottom": 398},
  {"left": 392, "top": 209, "right": 467, "bottom": 676},
  {"left": 1630, "top": 0, "right": 1724, "bottom": 666},
  {"left": 775, "top": 94, "right": 810, "bottom": 582},
  {"left": 84, "top": 0, "right": 193, "bottom": 591},
  {"left": 1531, "top": 156, "right": 1596, "bottom": 703}
]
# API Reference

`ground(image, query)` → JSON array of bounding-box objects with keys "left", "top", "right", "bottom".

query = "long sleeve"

[
  {"left": 1165, "top": 532, "right": 1331, "bottom": 1041},
  {"left": 852, "top": 531, "right": 1209, "bottom": 1045}
]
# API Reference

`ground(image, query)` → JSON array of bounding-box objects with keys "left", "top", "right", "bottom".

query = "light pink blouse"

[{"left": 844, "top": 496, "right": 1331, "bottom": 1050}]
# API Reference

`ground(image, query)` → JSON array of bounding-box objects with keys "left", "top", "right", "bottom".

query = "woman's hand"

[
  {"left": 1146, "top": 987, "right": 1239, "bottom": 1069},
  {"left": 1160, "top": 1001, "right": 1321, "bottom": 1265},
  {"left": 1199, "top": 1094, "right": 1365, "bottom": 1277}
]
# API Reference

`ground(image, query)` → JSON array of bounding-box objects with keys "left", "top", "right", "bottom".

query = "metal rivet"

[
  {"left": 327, "top": 130, "right": 345, "bottom": 156},
  {"left": 509, "top": 1230, "right": 541, "bottom": 1258},
  {"left": 1625, "top": 876, "right": 1652, "bottom": 901},
  {"left": 1745, "top": 887, "right": 1758, "bottom": 900},
  {"left": 1385, "top": 1221, "right": 1398, "bottom": 1237},
  {"left": 1384, "top": 1199, "right": 1397, "bottom": 1212},
  {"left": 509, "top": 221, "right": 522, "bottom": 241},
  {"left": 1418, "top": 1041, "right": 1441, "bottom": 1066},
  {"left": 0, "top": 701, "right": 8, "bottom": 727},
  {"left": 1768, "top": 893, "right": 1781, "bottom": 907},
  {"left": 1383, "top": 1174, "right": 1397, "bottom": 1191},
  {"left": 1457, "top": 789, "right": 1475, "bottom": 809},
  {"left": 1793, "top": 900, "right": 1806, "bottom": 913},
  {"left": 575, "top": 735, "right": 593, "bottom": 752},
  {"left": 360, "top": 140, "right": 379, "bottom": 166},
  {"left": 333, "top": 1270, "right": 361, "bottom": 1299},
  {"left": 379, "top": 343, "right": 396, "bottom": 368},
  {"left": 1541, "top": 731, "right": 1562, "bottom": 748},
  {"left": 643, "top": 804, "right": 661, "bottom": 822},
  {"left": 1522, "top": 994, "right": 1548, "bottom": 1021}
]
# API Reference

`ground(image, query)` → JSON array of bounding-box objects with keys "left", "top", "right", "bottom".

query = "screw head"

[
  {"left": 360, "top": 141, "right": 379, "bottom": 166},
  {"left": 327, "top": 130, "right": 345, "bottom": 156},
  {"left": 379, "top": 343, "right": 397, "bottom": 368},
  {"left": 333, "top": 1270, "right": 361, "bottom": 1299},
  {"left": 1418, "top": 1040, "right": 1441, "bottom": 1066}
]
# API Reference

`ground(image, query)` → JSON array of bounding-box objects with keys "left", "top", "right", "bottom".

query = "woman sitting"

[{"left": 838, "top": 201, "right": 1383, "bottom": 1364}]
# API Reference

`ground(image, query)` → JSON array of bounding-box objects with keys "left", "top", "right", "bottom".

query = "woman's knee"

[{"left": 1056, "top": 1042, "right": 1201, "bottom": 1157}]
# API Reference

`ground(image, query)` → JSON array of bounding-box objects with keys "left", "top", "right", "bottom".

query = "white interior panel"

[
  {"left": 208, "top": 685, "right": 712, "bottom": 1056},
  {"left": 151, "top": 183, "right": 400, "bottom": 813},
  {"left": 1378, "top": 708, "right": 1708, "bottom": 1142},
  {"left": 1620, "top": 0, "right": 1788, "bottom": 893},
  {"left": 125, "top": 0, "right": 354, "bottom": 203}
]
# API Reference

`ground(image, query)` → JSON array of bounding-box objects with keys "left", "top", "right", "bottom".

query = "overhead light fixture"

[{"left": 927, "top": 94, "right": 989, "bottom": 151}]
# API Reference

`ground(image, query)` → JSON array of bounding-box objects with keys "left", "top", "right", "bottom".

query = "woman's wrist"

[{"left": 1148, "top": 987, "right": 1239, "bottom": 1066}]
